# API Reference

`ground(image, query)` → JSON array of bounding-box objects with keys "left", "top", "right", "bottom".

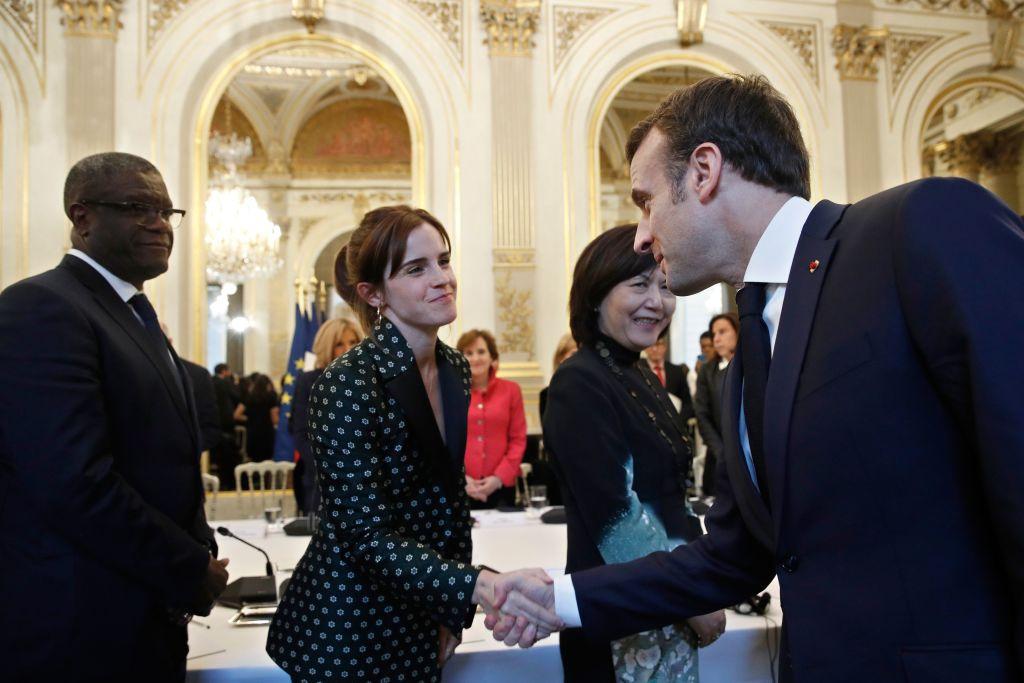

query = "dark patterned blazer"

[{"left": 268, "top": 317, "right": 479, "bottom": 683}]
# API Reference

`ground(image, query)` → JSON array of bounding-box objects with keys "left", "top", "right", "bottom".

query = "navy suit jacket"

[
  {"left": 0, "top": 255, "right": 214, "bottom": 679},
  {"left": 572, "top": 178, "right": 1024, "bottom": 682}
]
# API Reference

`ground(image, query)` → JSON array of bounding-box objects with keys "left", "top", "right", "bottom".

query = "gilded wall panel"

[
  {"left": 760, "top": 20, "right": 820, "bottom": 87},
  {"left": 405, "top": 0, "right": 463, "bottom": 62},
  {"left": 553, "top": 5, "right": 616, "bottom": 71}
]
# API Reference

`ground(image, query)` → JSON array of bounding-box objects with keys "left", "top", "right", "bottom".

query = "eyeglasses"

[{"left": 81, "top": 199, "right": 187, "bottom": 229}]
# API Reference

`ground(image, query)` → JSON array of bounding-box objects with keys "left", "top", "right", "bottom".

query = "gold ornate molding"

[
  {"left": 406, "top": 1, "right": 463, "bottom": 61},
  {"left": 2, "top": 1, "right": 40, "bottom": 47},
  {"left": 480, "top": 0, "right": 541, "bottom": 57},
  {"left": 296, "top": 190, "right": 410, "bottom": 203},
  {"left": 932, "top": 130, "right": 1022, "bottom": 175},
  {"left": 832, "top": 24, "right": 889, "bottom": 81},
  {"left": 761, "top": 20, "right": 820, "bottom": 86},
  {"left": 57, "top": 0, "right": 124, "bottom": 38},
  {"left": 886, "top": 31, "right": 941, "bottom": 95},
  {"left": 495, "top": 269, "right": 535, "bottom": 359},
  {"left": 885, "top": 1, "right": 1022, "bottom": 68},
  {"left": 493, "top": 248, "right": 536, "bottom": 266},
  {"left": 146, "top": 0, "right": 195, "bottom": 50},
  {"left": 553, "top": 5, "right": 614, "bottom": 70}
]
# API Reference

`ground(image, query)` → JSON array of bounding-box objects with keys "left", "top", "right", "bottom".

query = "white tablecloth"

[{"left": 186, "top": 513, "right": 780, "bottom": 682}]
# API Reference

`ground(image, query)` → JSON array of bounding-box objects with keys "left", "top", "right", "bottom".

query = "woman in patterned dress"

[
  {"left": 267, "top": 205, "right": 531, "bottom": 682},
  {"left": 542, "top": 224, "right": 726, "bottom": 682}
]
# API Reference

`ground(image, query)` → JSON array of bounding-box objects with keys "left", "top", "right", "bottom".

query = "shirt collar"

[
  {"left": 742, "top": 196, "right": 813, "bottom": 286},
  {"left": 68, "top": 249, "right": 139, "bottom": 303}
]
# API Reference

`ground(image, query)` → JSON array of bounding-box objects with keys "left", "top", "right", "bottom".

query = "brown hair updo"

[{"left": 334, "top": 205, "right": 451, "bottom": 331}]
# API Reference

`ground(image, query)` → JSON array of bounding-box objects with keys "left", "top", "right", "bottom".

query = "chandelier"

[{"left": 205, "top": 119, "right": 283, "bottom": 284}]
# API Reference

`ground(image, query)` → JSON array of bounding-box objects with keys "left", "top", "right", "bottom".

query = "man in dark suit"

[
  {"left": 644, "top": 335, "right": 695, "bottom": 429},
  {"left": 692, "top": 337, "right": 729, "bottom": 497},
  {"left": 211, "top": 362, "right": 242, "bottom": 488},
  {"left": 182, "top": 358, "right": 222, "bottom": 454},
  {"left": 489, "top": 76, "right": 1024, "bottom": 681},
  {"left": 0, "top": 152, "right": 230, "bottom": 681}
]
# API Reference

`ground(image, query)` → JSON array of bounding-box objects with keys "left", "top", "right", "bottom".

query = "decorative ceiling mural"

[{"left": 291, "top": 98, "right": 412, "bottom": 177}]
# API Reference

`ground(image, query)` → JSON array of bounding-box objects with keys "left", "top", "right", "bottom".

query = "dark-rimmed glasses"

[{"left": 80, "top": 200, "right": 187, "bottom": 229}]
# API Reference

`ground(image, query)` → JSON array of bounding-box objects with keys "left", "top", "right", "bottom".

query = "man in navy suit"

[
  {"left": 0, "top": 153, "right": 230, "bottom": 681},
  {"left": 490, "top": 76, "right": 1024, "bottom": 681}
]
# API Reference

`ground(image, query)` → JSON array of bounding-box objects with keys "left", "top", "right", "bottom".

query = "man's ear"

[
  {"left": 68, "top": 203, "right": 91, "bottom": 244},
  {"left": 356, "top": 282, "right": 383, "bottom": 308},
  {"left": 689, "top": 142, "right": 724, "bottom": 203}
]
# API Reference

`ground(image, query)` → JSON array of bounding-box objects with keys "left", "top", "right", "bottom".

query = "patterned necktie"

[
  {"left": 736, "top": 283, "right": 772, "bottom": 507},
  {"left": 128, "top": 293, "right": 185, "bottom": 401}
]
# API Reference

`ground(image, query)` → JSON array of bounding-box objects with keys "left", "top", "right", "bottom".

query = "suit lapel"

[
  {"left": 438, "top": 354, "right": 469, "bottom": 469},
  {"left": 385, "top": 367, "right": 458, "bottom": 497},
  {"left": 61, "top": 256, "right": 196, "bottom": 435},
  {"left": 721, "top": 355, "right": 774, "bottom": 550},
  {"left": 763, "top": 200, "right": 847, "bottom": 541},
  {"left": 372, "top": 319, "right": 461, "bottom": 497}
]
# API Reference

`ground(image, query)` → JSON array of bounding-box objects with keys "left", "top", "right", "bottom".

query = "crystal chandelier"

[{"left": 205, "top": 113, "right": 283, "bottom": 284}]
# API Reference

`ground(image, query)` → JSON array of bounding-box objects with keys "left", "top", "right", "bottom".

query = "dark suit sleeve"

[
  {"left": 572, "top": 445, "right": 776, "bottom": 641},
  {"left": 893, "top": 178, "right": 1024, "bottom": 664},
  {"left": 0, "top": 283, "right": 210, "bottom": 608},
  {"left": 693, "top": 364, "right": 723, "bottom": 456}
]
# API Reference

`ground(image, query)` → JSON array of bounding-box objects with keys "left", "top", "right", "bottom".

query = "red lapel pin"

[{"left": 808, "top": 259, "right": 821, "bottom": 273}]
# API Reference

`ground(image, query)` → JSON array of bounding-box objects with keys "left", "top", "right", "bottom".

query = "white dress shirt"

[
  {"left": 68, "top": 248, "right": 140, "bottom": 305},
  {"left": 552, "top": 196, "right": 814, "bottom": 628}
]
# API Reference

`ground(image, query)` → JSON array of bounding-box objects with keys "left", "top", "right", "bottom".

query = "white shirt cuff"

[{"left": 551, "top": 571, "right": 583, "bottom": 628}]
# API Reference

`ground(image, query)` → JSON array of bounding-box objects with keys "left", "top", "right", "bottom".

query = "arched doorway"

[
  {"left": 920, "top": 77, "right": 1024, "bottom": 213},
  {"left": 200, "top": 42, "right": 414, "bottom": 376}
]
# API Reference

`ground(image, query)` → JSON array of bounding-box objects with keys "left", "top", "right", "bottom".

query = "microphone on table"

[
  {"left": 217, "top": 526, "right": 273, "bottom": 576},
  {"left": 215, "top": 526, "right": 279, "bottom": 608}
]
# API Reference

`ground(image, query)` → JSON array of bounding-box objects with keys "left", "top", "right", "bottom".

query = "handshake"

[{"left": 471, "top": 568, "right": 564, "bottom": 648}]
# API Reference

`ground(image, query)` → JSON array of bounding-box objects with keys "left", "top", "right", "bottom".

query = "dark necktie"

[
  {"left": 736, "top": 283, "right": 772, "bottom": 507},
  {"left": 129, "top": 293, "right": 185, "bottom": 402}
]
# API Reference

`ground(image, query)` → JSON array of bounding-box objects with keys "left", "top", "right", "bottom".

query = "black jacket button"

[{"left": 781, "top": 554, "right": 800, "bottom": 573}]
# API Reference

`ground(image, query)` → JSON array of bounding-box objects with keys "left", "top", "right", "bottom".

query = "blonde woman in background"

[
  {"left": 290, "top": 317, "right": 363, "bottom": 515},
  {"left": 539, "top": 333, "right": 578, "bottom": 418}
]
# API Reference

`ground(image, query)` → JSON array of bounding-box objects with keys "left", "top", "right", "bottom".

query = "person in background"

[
  {"left": 458, "top": 328, "right": 528, "bottom": 509},
  {"left": 239, "top": 372, "right": 279, "bottom": 462},
  {"left": 644, "top": 334, "right": 695, "bottom": 426},
  {"left": 539, "top": 333, "right": 577, "bottom": 418},
  {"left": 543, "top": 224, "right": 724, "bottom": 681},
  {"left": 210, "top": 363, "right": 241, "bottom": 488},
  {"left": 693, "top": 312, "right": 738, "bottom": 498},
  {"left": 694, "top": 330, "right": 716, "bottom": 375},
  {"left": 290, "top": 316, "right": 363, "bottom": 515},
  {"left": 267, "top": 204, "right": 559, "bottom": 681},
  {"left": 0, "top": 152, "right": 228, "bottom": 680}
]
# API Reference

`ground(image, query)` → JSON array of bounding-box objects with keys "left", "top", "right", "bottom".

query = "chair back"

[
  {"left": 234, "top": 461, "right": 295, "bottom": 517},
  {"left": 201, "top": 472, "right": 220, "bottom": 520}
]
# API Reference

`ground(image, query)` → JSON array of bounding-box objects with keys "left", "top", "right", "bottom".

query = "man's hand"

[
  {"left": 687, "top": 610, "right": 726, "bottom": 647},
  {"left": 438, "top": 625, "right": 460, "bottom": 667},
  {"left": 190, "top": 555, "right": 230, "bottom": 616},
  {"left": 474, "top": 568, "right": 563, "bottom": 647}
]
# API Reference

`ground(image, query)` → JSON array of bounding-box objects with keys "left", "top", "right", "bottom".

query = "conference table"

[{"left": 186, "top": 511, "right": 780, "bottom": 682}]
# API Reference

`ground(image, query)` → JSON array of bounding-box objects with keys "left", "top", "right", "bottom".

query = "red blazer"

[{"left": 463, "top": 373, "right": 527, "bottom": 487}]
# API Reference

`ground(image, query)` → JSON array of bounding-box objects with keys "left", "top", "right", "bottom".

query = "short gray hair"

[{"left": 63, "top": 152, "right": 160, "bottom": 218}]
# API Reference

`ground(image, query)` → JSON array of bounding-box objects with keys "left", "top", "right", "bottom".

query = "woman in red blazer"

[{"left": 457, "top": 329, "right": 527, "bottom": 508}]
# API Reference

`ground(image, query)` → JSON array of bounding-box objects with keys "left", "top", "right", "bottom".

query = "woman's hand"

[
  {"left": 465, "top": 476, "right": 486, "bottom": 502},
  {"left": 438, "top": 624, "right": 461, "bottom": 666},
  {"left": 478, "top": 475, "right": 502, "bottom": 498},
  {"left": 687, "top": 610, "right": 726, "bottom": 647}
]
